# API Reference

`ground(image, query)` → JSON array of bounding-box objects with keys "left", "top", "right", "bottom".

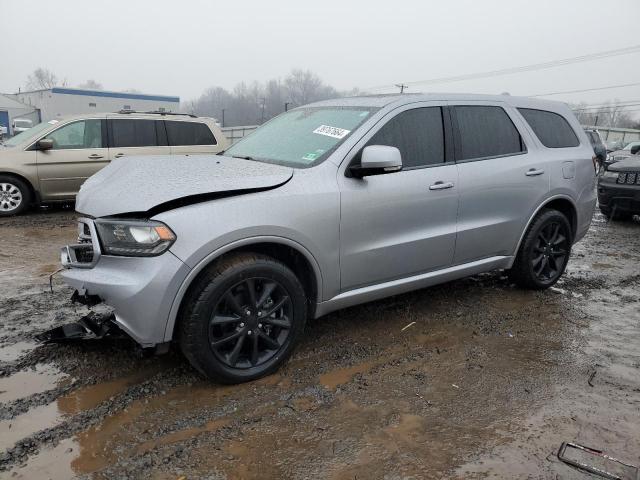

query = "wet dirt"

[{"left": 0, "top": 208, "right": 639, "bottom": 479}]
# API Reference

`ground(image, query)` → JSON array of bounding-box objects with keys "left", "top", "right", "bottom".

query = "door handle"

[
  {"left": 88, "top": 154, "right": 103, "bottom": 159},
  {"left": 429, "top": 181, "right": 454, "bottom": 191},
  {"left": 114, "top": 153, "right": 125, "bottom": 158},
  {"left": 525, "top": 168, "right": 545, "bottom": 176}
]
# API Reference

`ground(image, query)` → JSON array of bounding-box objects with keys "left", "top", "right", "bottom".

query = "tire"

[
  {"left": 179, "top": 253, "right": 307, "bottom": 383},
  {"left": 509, "top": 209, "right": 572, "bottom": 290},
  {"left": 0, "top": 175, "right": 31, "bottom": 216}
]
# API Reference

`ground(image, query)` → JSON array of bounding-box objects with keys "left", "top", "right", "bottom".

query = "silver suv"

[{"left": 60, "top": 94, "right": 597, "bottom": 383}]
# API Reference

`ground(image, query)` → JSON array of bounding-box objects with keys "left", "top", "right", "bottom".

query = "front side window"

[
  {"left": 518, "top": 108, "right": 579, "bottom": 148},
  {"left": 46, "top": 120, "right": 103, "bottom": 150},
  {"left": 110, "top": 119, "right": 158, "bottom": 148},
  {"left": 364, "top": 107, "right": 445, "bottom": 168},
  {"left": 224, "top": 107, "right": 377, "bottom": 168},
  {"left": 165, "top": 121, "right": 216, "bottom": 146},
  {"left": 454, "top": 106, "right": 524, "bottom": 161}
]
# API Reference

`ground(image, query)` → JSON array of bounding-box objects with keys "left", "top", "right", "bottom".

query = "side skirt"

[{"left": 314, "top": 255, "right": 513, "bottom": 318}]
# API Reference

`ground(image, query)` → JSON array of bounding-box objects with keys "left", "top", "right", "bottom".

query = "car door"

[
  {"left": 36, "top": 118, "right": 108, "bottom": 200},
  {"left": 449, "top": 102, "right": 549, "bottom": 264},
  {"left": 338, "top": 105, "right": 459, "bottom": 291},
  {"left": 166, "top": 120, "right": 220, "bottom": 155},
  {"left": 107, "top": 118, "right": 171, "bottom": 160}
]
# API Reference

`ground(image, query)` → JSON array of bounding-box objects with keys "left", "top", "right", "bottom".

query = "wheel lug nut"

[
  {"left": 239, "top": 322, "right": 245, "bottom": 328},
  {"left": 258, "top": 311, "right": 263, "bottom": 317},
  {"left": 258, "top": 323, "right": 262, "bottom": 328},
  {"left": 245, "top": 309, "right": 251, "bottom": 316},
  {"left": 248, "top": 330, "right": 252, "bottom": 335}
]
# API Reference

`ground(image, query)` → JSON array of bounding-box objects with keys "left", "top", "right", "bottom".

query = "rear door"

[
  {"left": 36, "top": 118, "right": 108, "bottom": 200},
  {"left": 165, "top": 120, "right": 220, "bottom": 155},
  {"left": 450, "top": 103, "right": 549, "bottom": 264},
  {"left": 338, "top": 104, "right": 459, "bottom": 290},
  {"left": 107, "top": 118, "right": 171, "bottom": 160}
]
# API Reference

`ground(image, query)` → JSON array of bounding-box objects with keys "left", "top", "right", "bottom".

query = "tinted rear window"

[
  {"left": 454, "top": 106, "right": 524, "bottom": 161},
  {"left": 165, "top": 121, "right": 217, "bottom": 146},
  {"left": 110, "top": 119, "right": 159, "bottom": 148},
  {"left": 518, "top": 108, "right": 579, "bottom": 148}
]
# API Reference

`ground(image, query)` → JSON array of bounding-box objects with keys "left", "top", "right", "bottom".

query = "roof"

[
  {"left": 16, "top": 87, "right": 179, "bottom": 103},
  {"left": 0, "top": 93, "right": 35, "bottom": 110},
  {"left": 306, "top": 93, "right": 569, "bottom": 111}
]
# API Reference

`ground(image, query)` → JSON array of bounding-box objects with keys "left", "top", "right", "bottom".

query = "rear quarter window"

[
  {"left": 518, "top": 108, "right": 579, "bottom": 148},
  {"left": 165, "top": 121, "right": 217, "bottom": 146}
]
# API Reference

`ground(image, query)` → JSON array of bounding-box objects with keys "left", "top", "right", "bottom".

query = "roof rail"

[{"left": 115, "top": 110, "right": 197, "bottom": 118}]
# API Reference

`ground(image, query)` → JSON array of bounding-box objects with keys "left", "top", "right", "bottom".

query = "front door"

[
  {"left": 36, "top": 119, "right": 108, "bottom": 200},
  {"left": 339, "top": 106, "right": 459, "bottom": 291}
]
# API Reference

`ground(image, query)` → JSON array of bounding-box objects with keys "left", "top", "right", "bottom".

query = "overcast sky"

[{"left": 1, "top": 0, "right": 639, "bottom": 108}]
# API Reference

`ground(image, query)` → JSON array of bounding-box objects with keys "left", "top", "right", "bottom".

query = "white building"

[{"left": 13, "top": 87, "right": 180, "bottom": 122}]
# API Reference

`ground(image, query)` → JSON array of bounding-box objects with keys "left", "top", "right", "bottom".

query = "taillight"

[{"left": 592, "top": 155, "right": 599, "bottom": 174}]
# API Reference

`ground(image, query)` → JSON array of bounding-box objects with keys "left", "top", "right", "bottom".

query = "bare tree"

[
  {"left": 25, "top": 68, "right": 60, "bottom": 90},
  {"left": 78, "top": 79, "right": 103, "bottom": 90},
  {"left": 284, "top": 69, "right": 323, "bottom": 106}
]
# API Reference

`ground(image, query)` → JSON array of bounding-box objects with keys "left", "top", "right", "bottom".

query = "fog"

[{"left": 1, "top": 0, "right": 639, "bottom": 108}]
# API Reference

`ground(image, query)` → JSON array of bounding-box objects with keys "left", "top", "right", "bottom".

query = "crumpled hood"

[{"left": 76, "top": 155, "right": 293, "bottom": 217}]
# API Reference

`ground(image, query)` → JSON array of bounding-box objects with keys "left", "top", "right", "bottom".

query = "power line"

[
  {"left": 572, "top": 100, "right": 640, "bottom": 111},
  {"left": 530, "top": 81, "right": 640, "bottom": 97},
  {"left": 366, "top": 44, "right": 640, "bottom": 91}
]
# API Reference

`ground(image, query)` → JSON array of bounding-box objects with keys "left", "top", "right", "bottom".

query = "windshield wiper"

[{"left": 229, "top": 155, "right": 258, "bottom": 161}]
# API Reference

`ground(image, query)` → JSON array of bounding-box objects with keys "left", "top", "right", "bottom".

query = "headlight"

[
  {"left": 601, "top": 170, "right": 619, "bottom": 180},
  {"left": 95, "top": 219, "right": 176, "bottom": 257}
]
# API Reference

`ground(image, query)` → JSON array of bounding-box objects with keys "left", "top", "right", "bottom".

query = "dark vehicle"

[
  {"left": 605, "top": 140, "right": 640, "bottom": 167},
  {"left": 598, "top": 155, "right": 640, "bottom": 220},
  {"left": 584, "top": 129, "right": 606, "bottom": 167}
]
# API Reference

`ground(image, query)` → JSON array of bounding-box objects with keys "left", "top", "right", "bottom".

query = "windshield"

[
  {"left": 224, "top": 106, "right": 377, "bottom": 167},
  {"left": 622, "top": 141, "right": 640, "bottom": 151},
  {"left": 3, "top": 121, "right": 53, "bottom": 147}
]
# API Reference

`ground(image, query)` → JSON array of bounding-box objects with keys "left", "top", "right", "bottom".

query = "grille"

[{"left": 617, "top": 172, "right": 640, "bottom": 185}]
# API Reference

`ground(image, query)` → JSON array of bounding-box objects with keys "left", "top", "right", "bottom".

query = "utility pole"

[
  {"left": 395, "top": 83, "right": 408, "bottom": 94},
  {"left": 221, "top": 108, "right": 226, "bottom": 128},
  {"left": 260, "top": 98, "right": 266, "bottom": 124},
  {"left": 284, "top": 102, "right": 291, "bottom": 112}
]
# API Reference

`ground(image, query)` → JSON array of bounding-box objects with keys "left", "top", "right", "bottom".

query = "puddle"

[
  {"left": 0, "top": 403, "right": 62, "bottom": 451},
  {"left": 8, "top": 437, "right": 79, "bottom": 480},
  {"left": 0, "top": 340, "right": 36, "bottom": 363},
  {"left": 0, "top": 364, "right": 68, "bottom": 403},
  {"left": 136, "top": 417, "right": 230, "bottom": 454},
  {"left": 319, "top": 360, "right": 376, "bottom": 390},
  {"left": 57, "top": 375, "right": 146, "bottom": 415}
]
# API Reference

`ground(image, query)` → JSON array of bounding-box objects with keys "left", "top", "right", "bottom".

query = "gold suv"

[{"left": 0, "top": 111, "right": 228, "bottom": 216}]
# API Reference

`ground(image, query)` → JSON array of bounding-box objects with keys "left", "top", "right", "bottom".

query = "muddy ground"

[{"left": 0, "top": 206, "right": 639, "bottom": 480}]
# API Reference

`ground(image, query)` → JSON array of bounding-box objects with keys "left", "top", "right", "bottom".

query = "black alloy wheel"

[
  {"left": 179, "top": 253, "right": 307, "bottom": 383},
  {"left": 209, "top": 277, "right": 293, "bottom": 369},
  {"left": 509, "top": 209, "right": 572, "bottom": 289},
  {"left": 530, "top": 221, "right": 569, "bottom": 282}
]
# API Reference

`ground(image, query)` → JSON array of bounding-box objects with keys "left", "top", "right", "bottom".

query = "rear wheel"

[
  {"left": 0, "top": 175, "right": 31, "bottom": 216},
  {"left": 509, "top": 209, "right": 572, "bottom": 289},
  {"left": 179, "top": 253, "right": 307, "bottom": 383}
]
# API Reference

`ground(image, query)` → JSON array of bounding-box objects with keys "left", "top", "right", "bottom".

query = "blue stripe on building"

[{"left": 51, "top": 88, "right": 180, "bottom": 103}]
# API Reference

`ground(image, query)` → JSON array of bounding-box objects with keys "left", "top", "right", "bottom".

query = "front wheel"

[
  {"left": 509, "top": 209, "right": 572, "bottom": 289},
  {"left": 0, "top": 175, "right": 31, "bottom": 216},
  {"left": 179, "top": 253, "right": 307, "bottom": 383}
]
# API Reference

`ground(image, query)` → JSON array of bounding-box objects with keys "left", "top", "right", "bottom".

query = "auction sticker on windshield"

[{"left": 313, "top": 125, "right": 350, "bottom": 139}]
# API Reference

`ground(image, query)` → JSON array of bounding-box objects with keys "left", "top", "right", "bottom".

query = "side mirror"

[
  {"left": 37, "top": 138, "right": 53, "bottom": 150},
  {"left": 349, "top": 145, "right": 402, "bottom": 179},
  {"left": 631, "top": 145, "right": 640, "bottom": 155}
]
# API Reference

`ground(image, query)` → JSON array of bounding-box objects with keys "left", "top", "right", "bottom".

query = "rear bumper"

[{"left": 61, "top": 251, "right": 190, "bottom": 347}]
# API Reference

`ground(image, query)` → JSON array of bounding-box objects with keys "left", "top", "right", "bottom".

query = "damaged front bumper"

[{"left": 57, "top": 218, "right": 191, "bottom": 347}]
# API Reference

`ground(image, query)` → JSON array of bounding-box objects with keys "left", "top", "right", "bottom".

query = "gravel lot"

[{"left": 0, "top": 207, "right": 639, "bottom": 479}]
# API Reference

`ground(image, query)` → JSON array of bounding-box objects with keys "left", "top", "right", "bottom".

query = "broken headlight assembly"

[{"left": 95, "top": 219, "right": 176, "bottom": 257}]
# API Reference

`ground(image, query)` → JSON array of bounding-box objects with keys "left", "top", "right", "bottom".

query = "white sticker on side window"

[{"left": 313, "top": 125, "right": 350, "bottom": 139}]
